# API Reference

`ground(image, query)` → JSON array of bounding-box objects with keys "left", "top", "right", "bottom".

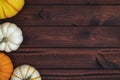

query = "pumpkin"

[
  {"left": 0, "top": 52, "right": 13, "bottom": 80},
  {"left": 0, "top": 0, "right": 25, "bottom": 19},
  {"left": 11, "top": 64, "right": 42, "bottom": 80},
  {"left": 0, "top": 22, "right": 23, "bottom": 52}
]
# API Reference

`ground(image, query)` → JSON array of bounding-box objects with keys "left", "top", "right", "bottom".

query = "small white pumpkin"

[
  {"left": 11, "top": 64, "right": 42, "bottom": 80},
  {"left": 0, "top": 22, "right": 23, "bottom": 52}
]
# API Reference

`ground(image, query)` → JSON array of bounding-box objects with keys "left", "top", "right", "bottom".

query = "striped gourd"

[
  {"left": 0, "top": 52, "right": 13, "bottom": 80},
  {"left": 0, "top": 0, "right": 24, "bottom": 19},
  {"left": 11, "top": 64, "right": 41, "bottom": 80}
]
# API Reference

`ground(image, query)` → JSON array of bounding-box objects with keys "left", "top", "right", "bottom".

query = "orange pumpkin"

[{"left": 0, "top": 52, "right": 13, "bottom": 80}]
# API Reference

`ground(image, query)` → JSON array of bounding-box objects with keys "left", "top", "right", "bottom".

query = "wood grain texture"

[
  {"left": 26, "top": 0, "right": 120, "bottom": 5},
  {"left": 42, "top": 76, "right": 120, "bottom": 80},
  {"left": 19, "top": 26, "right": 120, "bottom": 47},
  {"left": 1, "top": 0, "right": 120, "bottom": 79},
  {"left": 40, "top": 70, "right": 120, "bottom": 76},
  {"left": 40, "top": 70, "right": 120, "bottom": 80},
  {"left": 2, "top": 5, "right": 120, "bottom": 26},
  {"left": 8, "top": 48, "right": 120, "bottom": 69},
  {"left": 9, "top": 48, "right": 99, "bottom": 69}
]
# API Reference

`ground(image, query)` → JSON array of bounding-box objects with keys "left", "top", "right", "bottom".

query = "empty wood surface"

[
  {"left": 8, "top": 48, "right": 120, "bottom": 69},
  {"left": 40, "top": 70, "right": 120, "bottom": 80},
  {"left": 26, "top": 0, "right": 120, "bottom": 5},
  {"left": 1, "top": 0, "right": 120, "bottom": 80},
  {"left": 1, "top": 5, "right": 120, "bottom": 26},
  {"left": 39, "top": 70, "right": 120, "bottom": 75},
  {"left": 8, "top": 48, "right": 99, "bottom": 69},
  {"left": 7, "top": 48, "right": 120, "bottom": 79},
  {"left": 42, "top": 75, "right": 120, "bottom": 80},
  {"left": 19, "top": 26, "right": 120, "bottom": 47}
]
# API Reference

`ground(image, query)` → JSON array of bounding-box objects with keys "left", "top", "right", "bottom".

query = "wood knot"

[
  {"left": 78, "top": 31, "right": 90, "bottom": 39},
  {"left": 38, "top": 10, "right": 50, "bottom": 19}
]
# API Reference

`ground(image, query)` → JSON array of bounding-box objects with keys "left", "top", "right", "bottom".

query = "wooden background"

[{"left": 1, "top": 0, "right": 120, "bottom": 80}]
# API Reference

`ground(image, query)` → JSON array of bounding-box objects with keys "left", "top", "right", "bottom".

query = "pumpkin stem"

[
  {"left": 0, "top": 37, "right": 8, "bottom": 43},
  {"left": 22, "top": 76, "right": 31, "bottom": 80}
]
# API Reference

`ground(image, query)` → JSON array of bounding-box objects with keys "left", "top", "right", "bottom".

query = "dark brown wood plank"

[
  {"left": 40, "top": 70, "right": 120, "bottom": 80},
  {"left": 9, "top": 48, "right": 98, "bottom": 69},
  {"left": 20, "top": 26, "right": 120, "bottom": 47},
  {"left": 40, "top": 70, "right": 120, "bottom": 76},
  {"left": 26, "top": 0, "right": 120, "bottom": 5},
  {"left": 2, "top": 5, "right": 120, "bottom": 26},
  {"left": 42, "top": 75, "right": 120, "bottom": 80},
  {"left": 8, "top": 48, "right": 120, "bottom": 69}
]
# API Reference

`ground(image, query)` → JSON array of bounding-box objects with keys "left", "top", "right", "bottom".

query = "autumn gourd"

[
  {"left": 11, "top": 64, "right": 41, "bottom": 80},
  {"left": 0, "top": 22, "right": 23, "bottom": 52},
  {"left": 0, "top": 52, "right": 13, "bottom": 80},
  {"left": 0, "top": 0, "right": 25, "bottom": 19}
]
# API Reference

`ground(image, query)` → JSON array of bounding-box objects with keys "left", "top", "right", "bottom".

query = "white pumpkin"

[
  {"left": 11, "top": 64, "right": 42, "bottom": 80},
  {"left": 0, "top": 22, "right": 23, "bottom": 52}
]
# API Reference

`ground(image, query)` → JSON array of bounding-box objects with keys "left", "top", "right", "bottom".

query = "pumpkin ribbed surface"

[
  {"left": 0, "top": 52, "right": 13, "bottom": 80},
  {"left": 11, "top": 65, "right": 41, "bottom": 80},
  {"left": 0, "top": 0, "right": 24, "bottom": 19},
  {"left": 0, "top": 22, "right": 23, "bottom": 53}
]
